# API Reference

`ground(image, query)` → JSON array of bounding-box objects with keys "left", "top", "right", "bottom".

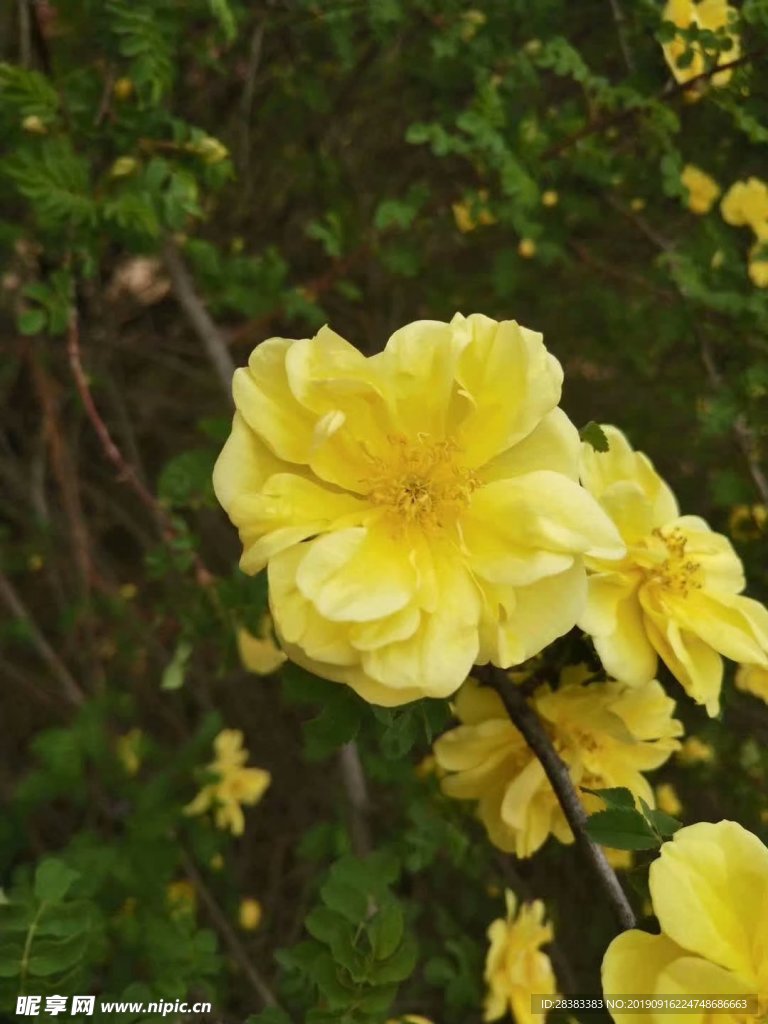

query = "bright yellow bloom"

[
  {"left": 484, "top": 891, "right": 557, "bottom": 1023},
  {"left": 748, "top": 247, "right": 768, "bottom": 288},
  {"left": 721, "top": 178, "right": 768, "bottom": 232},
  {"left": 579, "top": 426, "right": 768, "bottom": 716},
  {"left": 214, "top": 314, "right": 625, "bottom": 707},
  {"left": 681, "top": 165, "right": 720, "bottom": 215},
  {"left": 237, "top": 614, "right": 287, "bottom": 675},
  {"left": 386, "top": 1017, "right": 434, "bottom": 1024},
  {"left": 728, "top": 503, "right": 767, "bottom": 542},
  {"left": 676, "top": 735, "right": 714, "bottom": 764},
  {"left": 452, "top": 191, "right": 495, "bottom": 233},
  {"left": 115, "top": 728, "right": 143, "bottom": 776},
  {"left": 239, "top": 897, "right": 263, "bottom": 931},
  {"left": 185, "top": 729, "right": 270, "bottom": 836},
  {"left": 735, "top": 662, "right": 768, "bottom": 704},
  {"left": 518, "top": 238, "right": 536, "bottom": 258},
  {"left": 655, "top": 782, "right": 683, "bottom": 817},
  {"left": 433, "top": 668, "right": 681, "bottom": 858},
  {"left": 542, "top": 190, "right": 559, "bottom": 208},
  {"left": 602, "top": 821, "right": 768, "bottom": 1023},
  {"left": 661, "top": 0, "right": 740, "bottom": 90}
]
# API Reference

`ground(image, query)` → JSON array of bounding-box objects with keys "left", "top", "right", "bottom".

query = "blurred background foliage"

[{"left": 1, "top": 0, "right": 768, "bottom": 1021}]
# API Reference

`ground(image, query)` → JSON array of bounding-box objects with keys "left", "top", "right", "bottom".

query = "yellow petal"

[
  {"left": 237, "top": 625, "right": 287, "bottom": 675},
  {"left": 482, "top": 408, "right": 581, "bottom": 483},
  {"left": 602, "top": 930, "right": 686, "bottom": 1024},
  {"left": 212, "top": 410, "right": 287, "bottom": 519},
  {"left": 650, "top": 820, "right": 768, "bottom": 984}
]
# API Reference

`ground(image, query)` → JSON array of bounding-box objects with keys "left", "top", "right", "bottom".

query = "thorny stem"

[{"left": 480, "top": 666, "right": 637, "bottom": 933}]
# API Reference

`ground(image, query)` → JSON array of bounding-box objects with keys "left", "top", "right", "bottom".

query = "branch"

[
  {"left": 179, "top": 846, "right": 283, "bottom": 1012},
  {"left": 543, "top": 47, "right": 767, "bottom": 162},
  {"left": 338, "top": 741, "right": 373, "bottom": 858},
  {"left": 66, "top": 311, "right": 215, "bottom": 587},
  {"left": 700, "top": 336, "right": 768, "bottom": 505},
  {"left": 480, "top": 667, "right": 636, "bottom": 932},
  {"left": 163, "top": 242, "right": 235, "bottom": 401},
  {"left": 0, "top": 569, "right": 85, "bottom": 707},
  {"left": 607, "top": 0, "right": 635, "bottom": 74}
]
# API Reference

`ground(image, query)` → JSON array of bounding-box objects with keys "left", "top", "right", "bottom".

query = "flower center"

[
  {"left": 641, "top": 528, "right": 703, "bottom": 598},
  {"left": 364, "top": 434, "right": 478, "bottom": 532}
]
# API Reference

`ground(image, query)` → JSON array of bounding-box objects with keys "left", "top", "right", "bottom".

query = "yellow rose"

[
  {"left": 238, "top": 897, "right": 263, "bottom": 931},
  {"left": 518, "top": 238, "right": 536, "bottom": 258},
  {"left": 602, "top": 821, "right": 768, "bottom": 1023},
  {"left": 654, "top": 782, "right": 682, "bottom": 817},
  {"left": 541, "top": 190, "right": 559, "bottom": 208},
  {"left": 579, "top": 426, "right": 768, "bottom": 716},
  {"left": 603, "top": 847, "right": 633, "bottom": 871},
  {"left": 185, "top": 729, "right": 271, "bottom": 836},
  {"left": 680, "top": 165, "right": 720, "bottom": 215},
  {"left": 433, "top": 668, "right": 681, "bottom": 857},
  {"left": 484, "top": 891, "right": 557, "bottom": 1024},
  {"left": 721, "top": 178, "right": 768, "bottom": 231},
  {"left": 735, "top": 663, "right": 768, "bottom": 704},
  {"left": 661, "top": 0, "right": 740, "bottom": 90},
  {"left": 452, "top": 191, "right": 496, "bottom": 233},
  {"left": 214, "top": 314, "right": 625, "bottom": 707},
  {"left": 675, "top": 735, "right": 714, "bottom": 764}
]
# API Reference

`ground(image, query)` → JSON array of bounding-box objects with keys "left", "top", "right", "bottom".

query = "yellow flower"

[
  {"left": 518, "top": 238, "right": 536, "bottom": 258},
  {"left": 239, "top": 897, "right": 263, "bottom": 931},
  {"left": 386, "top": 1017, "right": 434, "bottom": 1024},
  {"left": 452, "top": 191, "right": 496, "bottom": 233},
  {"left": 184, "top": 729, "right": 271, "bottom": 836},
  {"left": 630, "top": 198, "right": 646, "bottom": 212},
  {"left": 721, "top": 178, "right": 768, "bottom": 231},
  {"left": 166, "top": 879, "right": 196, "bottom": 916},
  {"left": 681, "top": 165, "right": 720, "bottom": 215},
  {"left": 484, "top": 891, "right": 557, "bottom": 1024},
  {"left": 116, "top": 729, "right": 143, "bottom": 777},
  {"left": 214, "top": 314, "right": 625, "bottom": 707},
  {"left": 654, "top": 782, "right": 682, "bottom": 817},
  {"left": 22, "top": 114, "right": 48, "bottom": 135},
  {"left": 602, "top": 821, "right": 768, "bottom": 1023},
  {"left": 603, "top": 847, "right": 633, "bottom": 871},
  {"left": 661, "top": 0, "right": 740, "bottom": 90},
  {"left": 237, "top": 614, "right": 287, "bottom": 675},
  {"left": 735, "top": 663, "right": 768, "bottom": 704},
  {"left": 728, "top": 503, "right": 767, "bottom": 542},
  {"left": 433, "top": 668, "right": 681, "bottom": 858},
  {"left": 748, "top": 247, "right": 768, "bottom": 288},
  {"left": 542, "top": 190, "right": 559, "bottom": 208},
  {"left": 675, "top": 735, "right": 714, "bottom": 764},
  {"left": 579, "top": 426, "right": 768, "bottom": 716},
  {"left": 113, "top": 77, "right": 134, "bottom": 100}
]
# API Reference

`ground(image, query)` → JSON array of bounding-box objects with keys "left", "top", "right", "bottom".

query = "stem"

[
  {"left": 338, "top": 741, "right": 373, "bottom": 858},
  {"left": 481, "top": 667, "right": 636, "bottom": 932}
]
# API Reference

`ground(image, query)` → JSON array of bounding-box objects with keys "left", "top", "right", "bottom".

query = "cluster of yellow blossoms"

[
  {"left": 661, "top": 0, "right": 740, "bottom": 93},
  {"left": 185, "top": 729, "right": 271, "bottom": 836},
  {"left": 433, "top": 669, "right": 681, "bottom": 857},
  {"left": 680, "top": 165, "right": 768, "bottom": 287}
]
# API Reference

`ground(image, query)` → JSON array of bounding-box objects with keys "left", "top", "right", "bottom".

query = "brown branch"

[
  {"left": 162, "top": 242, "right": 235, "bottom": 400},
  {"left": 66, "top": 311, "right": 215, "bottom": 587},
  {"left": 0, "top": 569, "right": 85, "bottom": 707},
  {"left": 543, "top": 47, "right": 767, "bottom": 162},
  {"left": 480, "top": 667, "right": 636, "bottom": 932},
  {"left": 338, "top": 741, "right": 373, "bottom": 858},
  {"left": 700, "top": 337, "right": 768, "bottom": 505},
  {"left": 179, "top": 846, "right": 282, "bottom": 1012}
]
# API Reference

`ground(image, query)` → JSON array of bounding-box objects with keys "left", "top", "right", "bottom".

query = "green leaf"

[
  {"left": 369, "top": 899, "right": 404, "bottom": 961},
  {"left": 161, "top": 638, "right": 193, "bottom": 690},
  {"left": 17, "top": 309, "right": 47, "bottom": 335},
  {"left": 34, "top": 859, "right": 79, "bottom": 903},
  {"left": 372, "top": 932, "right": 418, "bottom": 984},
  {"left": 579, "top": 421, "right": 609, "bottom": 452},
  {"left": 582, "top": 786, "right": 635, "bottom": 811},
  {"left": 585, "top": 808, "right": 660, "bottom": 850},
  {"left": 644, "top": 808, "right": 683, "bottom": 837}
]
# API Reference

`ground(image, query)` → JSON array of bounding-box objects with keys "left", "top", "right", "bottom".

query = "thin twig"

[
  {"left": 480, "top": 667, "right": 636, "bottom": 932},
  {"left": 608, "top": 0, "right": 634, "bottom": 73},
  {"left": 66, "top": 311, "right": 215, "bottom": 587},
  {"left": 700, "top": 337, "right": 768, "bottom": 505},
  {"left": 18, "top": 0, "right": 31, "bottom": 66},
  {"left": 179, "top": 846, "right": 281, "bottom": 1011},
  {"left": 163, "top": 242, "right": 235, "bottom": 400},
  {"left": 543, "top": 47, "right": 766, "bottom": 161},
  {"left": 339, "top": 741, "right": 373, "bottom": 858},
  {"left": 239, "top": 17, "right": 267, "bottom": 170},
  {"left": 0, "top": 570, "right": 85, "bottom": 707}
]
